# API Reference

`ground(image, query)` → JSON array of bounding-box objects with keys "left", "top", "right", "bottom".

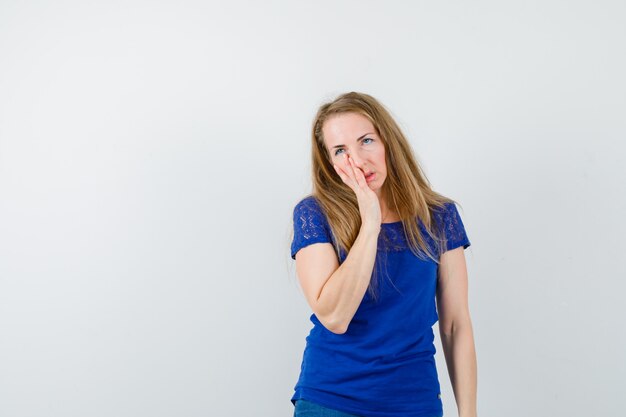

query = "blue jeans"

[
  {"left": 293, "top": 398, "right": 444, "bottom": 417},
  {"left": 293, "top": 399, "right": 362, "bottom": 417}
]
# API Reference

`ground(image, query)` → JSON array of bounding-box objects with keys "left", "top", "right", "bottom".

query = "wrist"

[{"left": 360, "top": 222, "right": 381, "bottom": 235}]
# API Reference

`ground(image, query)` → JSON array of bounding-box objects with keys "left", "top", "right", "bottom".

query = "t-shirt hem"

[{"left": 291, "top": 387, "right": 443, "bottom": 417}]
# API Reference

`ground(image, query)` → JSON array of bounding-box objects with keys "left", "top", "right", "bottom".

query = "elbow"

[
  {"left": 439, "top": 316, "right": 472, "bottom": 337},
  {"left": 329, "top": 323, "right": 348, "bottom": 335},
  {"left": 439, "top": 320, "right": 453, "bottom": 337},
  {"left": 321, "top": 315, "right": 348, "bottom": 335},
  {"left": 314, "top": 302, "right": 348, "bottom": 334}
]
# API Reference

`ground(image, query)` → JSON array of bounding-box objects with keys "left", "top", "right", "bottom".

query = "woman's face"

[{"left": 322, "top": 112, "right": 387, "bottom": 198}]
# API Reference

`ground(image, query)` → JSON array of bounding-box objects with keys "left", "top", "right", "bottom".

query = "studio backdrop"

[{"left": 0, "top": 1, "right": 624, "bottom": 417}]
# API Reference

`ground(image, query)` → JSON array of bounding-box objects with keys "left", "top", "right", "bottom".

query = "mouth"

[{"left": 365, "top": 172, "right": 375, "bottom": 182}]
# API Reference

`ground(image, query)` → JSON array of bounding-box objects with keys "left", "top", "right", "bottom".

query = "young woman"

[{"left": 290, "top": 92, "right": 477, "bottom": 417}]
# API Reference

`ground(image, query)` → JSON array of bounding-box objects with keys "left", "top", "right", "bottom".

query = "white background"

[{"left": 1, "top": 1, "right": 624, "bottom": 416}]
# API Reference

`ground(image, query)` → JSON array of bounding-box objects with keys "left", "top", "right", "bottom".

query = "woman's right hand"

[{"left": 332, "top": 154, "right": 382, "bottom": 232}]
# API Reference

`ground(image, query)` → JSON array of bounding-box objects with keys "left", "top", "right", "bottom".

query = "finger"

[
  {"left": 344, "top": 154, "right": 357, "bottom": 181},
  {"left": 333, "top": 163, "right": 345, "bottom": 181},
  {"left": 333, "top": 163, "right": 352, "bottom": 187},
  {"left": 347, "top": 156, "right": 367, "bottom": 187},
  {"left": 340, "top": 155, "right": 360, "bottom": 189},
  {"left": 342, "top": 154, "right": 356, "bottom": 184}
]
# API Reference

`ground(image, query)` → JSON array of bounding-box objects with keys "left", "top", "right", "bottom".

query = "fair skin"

[
  {"left": 297, "top": 111, "right": 477, "bottom": 417},
  {"left": 322, "top": 112, "right": 400, "bottom": 223},
  {"left": 438, "top": 247, "right": 478, "bottom": 417}
]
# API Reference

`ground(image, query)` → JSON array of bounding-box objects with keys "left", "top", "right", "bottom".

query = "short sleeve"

[
  {"left": 291, "top": 197, "right": 333, "bottom": 260},
  {"left": 439, "top": 202, "right": 471, "bottom": 253}
]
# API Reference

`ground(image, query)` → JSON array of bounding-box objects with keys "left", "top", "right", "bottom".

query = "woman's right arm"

[
  {"left": 295, "top": 222, "right": 380, "bottom": 334},
  {"left": 295, "top": 153, "right": 382, "bottom": 334}
]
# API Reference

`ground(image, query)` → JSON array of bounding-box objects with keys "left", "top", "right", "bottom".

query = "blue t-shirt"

[{"left": 290, "top": 195, "right": 471, "bottom": 417}]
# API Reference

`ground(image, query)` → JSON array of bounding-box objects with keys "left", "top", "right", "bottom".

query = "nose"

[{"left": 347, "top": 151, "right": 367, "bottom": 173}]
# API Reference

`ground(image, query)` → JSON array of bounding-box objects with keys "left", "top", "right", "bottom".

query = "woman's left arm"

[{"left": 436, "top": 246, "right": 477, "bottom": 417}]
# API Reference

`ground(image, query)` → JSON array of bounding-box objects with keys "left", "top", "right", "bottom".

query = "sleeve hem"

[
  {"left": 291, "top": 236, "right": 333, "bottom": 260},
  {"left": 444, "top": 239, "right": 471, "bottom": 253}
]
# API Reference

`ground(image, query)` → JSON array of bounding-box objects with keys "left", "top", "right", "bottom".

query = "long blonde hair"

[{"left": 303, "top": 91, "right": 458, "bottom": 301}]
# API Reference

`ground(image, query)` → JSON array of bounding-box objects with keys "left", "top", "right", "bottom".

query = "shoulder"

[
  {"left": 292, "top": 195, "right": 330, "bottom": 227},
  {"left": 293, "top": 195, "right": 327, "bottom": 219},
  {"left": 294, "top": 194, "right": 321, "bottom": 211},
  {"left": 291, "top": 195, "right": 334, "bottom": 260},
  {"left": 431, "top": 201, "right": 459, "bottom": 222},
  {"left": 434, "top": 200, "right": 470, "bottom": 252}
]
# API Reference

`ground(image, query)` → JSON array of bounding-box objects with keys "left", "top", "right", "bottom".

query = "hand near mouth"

[{"left": 332, "top": 154, "right": 382, "bottom": 231}]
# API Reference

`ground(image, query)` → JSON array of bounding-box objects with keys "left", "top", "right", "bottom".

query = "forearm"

[
  {"left": 317, "top": 225, "right": 379, "bottom": 333},
  {"left": 440, "top": 320, "right": 477, "bottom": 417}
]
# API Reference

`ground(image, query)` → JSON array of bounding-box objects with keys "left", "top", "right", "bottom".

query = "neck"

[{"left": 380, "top": 199, "right": 396, "bottom": 222}]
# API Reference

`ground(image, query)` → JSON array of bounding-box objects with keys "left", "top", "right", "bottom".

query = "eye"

[{"left": 334, "top": 138, "right": 374, "bottom": 156}]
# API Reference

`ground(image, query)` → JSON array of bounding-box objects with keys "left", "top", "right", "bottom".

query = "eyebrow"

[{"left": 330, "top": 132, "right": 374, "bottom": 150}]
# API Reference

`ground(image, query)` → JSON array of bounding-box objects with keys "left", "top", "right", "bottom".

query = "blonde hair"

[{"left": 302, "top": 91, "right": 458, "bottom": 301}]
